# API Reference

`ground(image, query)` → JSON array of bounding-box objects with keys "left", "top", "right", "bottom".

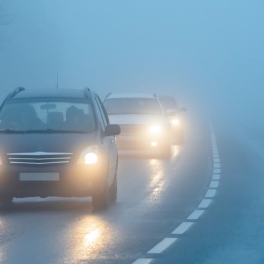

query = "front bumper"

[
  {"left": 0, "top": 162, "right": 107, "bottom": 198},
  {"left": 116, "top": 134, "right": 168, "bottom": 150}
]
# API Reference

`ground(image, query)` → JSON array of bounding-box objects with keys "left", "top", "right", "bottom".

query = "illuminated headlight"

[
  {"left": 85, "top": 153, "right": 98, "bottom": 164},
  {"left": 150, "top": 126, "right": 162, "bottom": 134},
  {"left": 77, "top": 145, "right": 99, "bottom": 165},
  {"left": 171, "top": 119, "right": 179, "bottom": 125},
  {"left": 151, "top": 141, "right": 157, "bottom": 147}
]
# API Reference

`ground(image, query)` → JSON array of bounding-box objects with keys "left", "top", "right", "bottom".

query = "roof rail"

[
  {"left": 8, "top": 87, "right": 25, "bottom": 99},
  {"left": 84, "top": 86, "right": 91, "bottom": 98},
  {"left": 105, "top": 93, "right": 111, "bottom": 99}
]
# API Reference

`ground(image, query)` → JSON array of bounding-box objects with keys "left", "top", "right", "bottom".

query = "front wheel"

[
  {"left": 92, "top": 183, "right": 109, "bottom": 210},
  {"left": 109, "top": 175, "right": 117, "bottom": 203},
  {"left": 0, "top": 195, "right": 13, "bottom": 208}
]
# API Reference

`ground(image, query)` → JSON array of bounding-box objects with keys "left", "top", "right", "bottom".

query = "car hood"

[
  {"left": 0, "top": 132, "right": 97, "bottom": 154},
  {"left": 108, "top": 114, "right": 167, "bottom": 126}
]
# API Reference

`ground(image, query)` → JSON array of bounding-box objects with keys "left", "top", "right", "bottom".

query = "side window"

[
  {"left": 97, "top": 97, "right": 110, "bottom": 125},
  {"left": 95, "top": 96, "right": 107, "bottom": 128}
]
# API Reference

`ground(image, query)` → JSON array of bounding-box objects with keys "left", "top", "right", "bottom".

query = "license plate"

[{"left": 19, "top": 173, "right": 59, "bottom": 181}]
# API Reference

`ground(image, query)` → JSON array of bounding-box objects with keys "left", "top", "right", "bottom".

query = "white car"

[{"left": 103, "top": 93, "right": 174, "bottom": 158}]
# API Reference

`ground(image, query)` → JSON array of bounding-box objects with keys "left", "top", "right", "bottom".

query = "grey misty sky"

[{"left": 0, "top": 0, "right": 264, "bottom": 124}]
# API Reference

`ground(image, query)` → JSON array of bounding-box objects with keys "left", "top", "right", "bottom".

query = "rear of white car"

[{"left": 103, "top": 93, "right": 171, "bottom": 158}]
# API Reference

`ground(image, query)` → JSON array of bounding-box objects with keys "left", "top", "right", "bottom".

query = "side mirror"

[
  {"left": 166, "top": 109, "right": 176, "bottom": 116},
  {"left": 180, "top": 107, "right": 187, "bottom": 112},
  {"left": 104, "top": 124, "right": 121, "bottom": 136}
]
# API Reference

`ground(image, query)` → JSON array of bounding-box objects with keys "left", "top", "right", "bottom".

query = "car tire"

[
  {"left": 0, "top": 196, "right": 13, "bottom": 207},
  {"left": 109, "top": 175, "right": 117, "bottom": 203},
  {"left": 92, "top": 183, "right": 109, "bottom": 210}
]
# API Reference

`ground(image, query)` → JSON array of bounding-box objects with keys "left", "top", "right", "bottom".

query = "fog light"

[
  {"left": 151, "top": 141, "right": 157, "bottom": 147},
  {"left": 85, "top": 153, "right": 98, "bottom": 164}
]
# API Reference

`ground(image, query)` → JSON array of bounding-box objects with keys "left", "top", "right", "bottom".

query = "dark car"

[
  {"left": 158, "top": 95, "right": 186, "bottom": 144},
  {"left": 0, "top": 87, "right": 120, "bottom": 209}
]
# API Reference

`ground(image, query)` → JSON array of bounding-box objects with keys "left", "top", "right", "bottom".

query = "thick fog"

[{"left": 0, "top": 0, "right": 263, "bottom": 133}]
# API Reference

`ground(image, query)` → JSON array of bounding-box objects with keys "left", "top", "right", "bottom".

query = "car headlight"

[
  {"left": 171, "top": 119, "right": 179, "bottom": 125},
  {"left": 150, "top": 125, "right": 162, "bottom": 134},
  {"left": 77, "top": 145, "right": 99, "bottom": 164}
]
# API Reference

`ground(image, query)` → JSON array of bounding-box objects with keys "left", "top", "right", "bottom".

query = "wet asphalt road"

[{"left": 0, "top": 114, "right": 262, "bottom": 264}]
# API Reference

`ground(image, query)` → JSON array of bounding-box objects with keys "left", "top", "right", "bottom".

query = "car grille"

[
  {"left": 6, "top": 152, "right": 72, "bottom": 165},
  {"left": 120, "top": 125, "right": 147, "bottom": 135}
]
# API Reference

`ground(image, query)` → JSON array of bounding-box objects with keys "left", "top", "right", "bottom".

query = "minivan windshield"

[
  {"left": 0, "top": 99, "right": 95, "bottom": 133},
  {"left": 104, "top": 98, "right": 162, "bottom": 115}
]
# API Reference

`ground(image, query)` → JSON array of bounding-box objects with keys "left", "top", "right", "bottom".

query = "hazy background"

[{"left": 0, "top": 0, "right": 263, "bottom": 133}]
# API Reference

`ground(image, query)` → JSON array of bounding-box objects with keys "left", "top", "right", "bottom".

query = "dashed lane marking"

[
  {"left": 205, "top": 189, "right": 216, "bottom": 198},
  {"left": 212, "top": 174, "right": 220, "bottom": 180},
  {"left": 147, "top": 238, "right": 177, "bottom": 254},
  {"left": 209, "top": 181, "right": 219, "bottom": 188},
  {"left": 133, "top": 128, "right": 221, "bottom": 263},
  {"left": 171, "top": 222, "right": 194, "bottom": 235},
  {"left": 212, "top": 146, "right": 218, "bottom": 150},
  {"left": 187, "top": 210, "right": 205, "bottom": 220},
  {"left": 214, "top": 163, "right": 221, "bottom": 168},
  {"left": 198, "top": 199, "right": 212, "bottom": 208},
  {"left": 132, "top": 259, "right": 153, "bottom": 264}
]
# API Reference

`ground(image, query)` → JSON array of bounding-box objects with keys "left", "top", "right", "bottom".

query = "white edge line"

[
  {"left": 198, "top": 199, "right": 212, "bottom": 208},
  {"left": 214, "top": 163, "right": 221, "bottom": 168},
  {"left": 147, "top": 238, "right": 177, "bottom": 254},
  {"left": 209, "top": 181, "right": 219, "bottom": 188},
  {"left": 205, "top": 189, "right": 216, "bottom": 198},
  {"left": 132, "top": 259, "right": 153, "bottom": 264},
  {"left": 172, "top": 222, "right": 194, "bottom": 235},
  {"left": 212, "top": 174, "right": 220, "bottom": 180},
  {"left": 135, "top": 130, "right": 219, "bottom": 262},
  {"left": 212, "top": 148, "right": 218, "bottom": 152},
  {"left": 187, "top": 210, "right": 205, "bottom": 220}
]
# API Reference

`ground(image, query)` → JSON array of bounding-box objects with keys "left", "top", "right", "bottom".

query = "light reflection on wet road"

[{"left": 65, "top": 216, "right": 112, "bottom": 262}]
